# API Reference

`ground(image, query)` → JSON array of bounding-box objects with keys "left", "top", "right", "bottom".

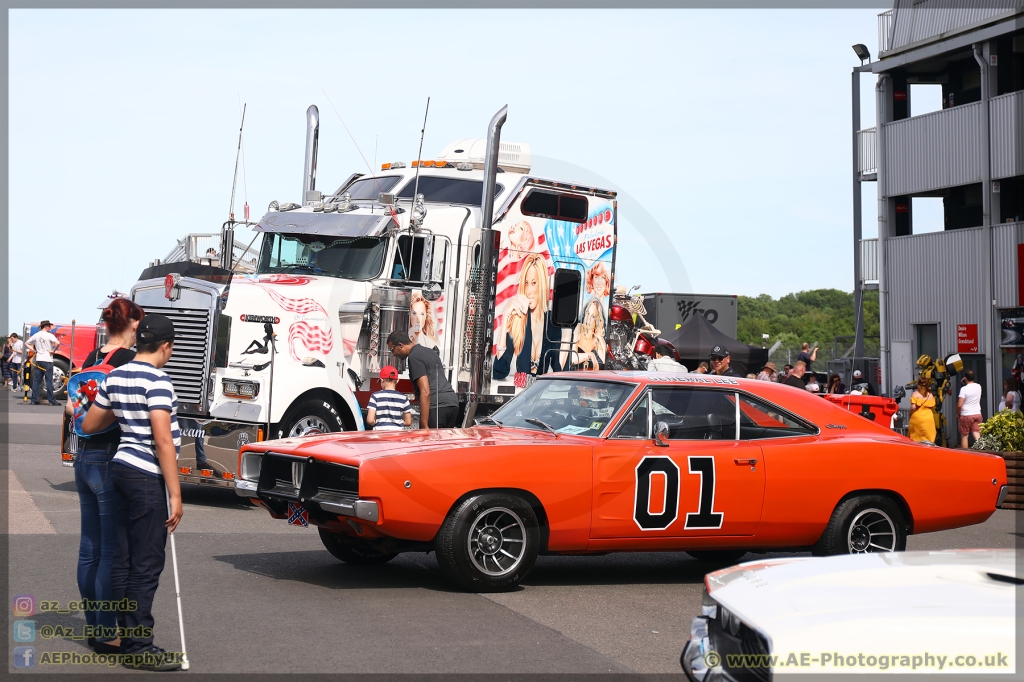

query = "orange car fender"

[
  {"left": 758, "top": 436, "right": 1005, "bottom": 545},
  {"left": 357, "top": 442, "right": 593, "bottom": 551}
]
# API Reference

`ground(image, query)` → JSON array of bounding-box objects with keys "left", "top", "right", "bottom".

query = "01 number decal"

[{"left": 633, "top": 456, "right": 724, "bottom": 531}]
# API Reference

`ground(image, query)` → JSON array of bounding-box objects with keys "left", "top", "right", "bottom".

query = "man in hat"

[
  {"left": 756, "top": 362, "right": 777, "bottom": 382},
  {"left": 849, "top": 369, "right": 875, "bottom": 395},
  {"left": 708, "top": 345, "right": 739, "bottom": 377},
  {"left": 26, "top": 320, "right": 60, "bottom": 405},
  {"left": 81, "top": 313, "right": 183, "bottom": 671}
]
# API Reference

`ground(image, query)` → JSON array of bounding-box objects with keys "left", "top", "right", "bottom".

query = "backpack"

[{"left": 69, "top": 349, "right": 121, "bottom": 437}]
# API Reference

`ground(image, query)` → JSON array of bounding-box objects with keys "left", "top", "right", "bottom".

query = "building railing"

[
  {"left": 990, "top": 89, "right": 1024, "bottom": 180},
  {"left": 878, "top": 9, "right": 894, "bottom": 53},
  {"left": 858, "top": 127, "right": 877, "bottom": 175},
  {"left": 883, "top": 101, "right": 983, "bottom": 196},
  {"left": 881, "top": 1, "right": 1023, "bottom": 55},
  {"left": 860, "top": 238, "right": 878, "bottom": 283}
]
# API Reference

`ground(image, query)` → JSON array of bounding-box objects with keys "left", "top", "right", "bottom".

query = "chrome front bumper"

[
  {"left": 234, "top": 478, "right": 379, "bottom": 522},
  {"left": 997, "top": 485, "right": 1009, "bottom": 508}
]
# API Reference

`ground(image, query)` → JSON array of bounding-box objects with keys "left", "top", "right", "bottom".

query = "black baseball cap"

[
  {"left": 710, "top": 345, "right": 730, "bottom": 358},
  {"left": 137, "top": 314, "right": 176, "bottom": 344}
]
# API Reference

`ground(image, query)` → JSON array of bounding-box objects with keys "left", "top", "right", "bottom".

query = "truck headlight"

[{"left": 222, "top": 378, "right": 260, "bottom": 399}]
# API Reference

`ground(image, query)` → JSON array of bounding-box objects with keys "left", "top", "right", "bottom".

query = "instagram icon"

[{"left": 12, "top": 595, "right": 35, "bottom": 617}]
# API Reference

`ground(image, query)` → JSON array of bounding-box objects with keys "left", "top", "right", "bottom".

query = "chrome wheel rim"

[
  {"left": 288, "top": 416, "right": 329, "bottom": 438},
  {"left": 467, "top": 507, "right": 527, "bottom": 577},
  {"left": 52, "top": 367, "right": 67, "bottom": 393},
  {"left": 847, "top": 508, "right": 896, "bottom": 553}
]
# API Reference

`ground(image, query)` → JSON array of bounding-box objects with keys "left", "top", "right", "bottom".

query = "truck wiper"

[
  {"left": 289, "top": 264, "right": 322, "bottom": 274},
  {"left": 524, "top": 418, "right": 558, "bottom": 437}
]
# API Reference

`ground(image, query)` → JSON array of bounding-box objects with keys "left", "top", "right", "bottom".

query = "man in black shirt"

[
  {"left": 708, "top": 345, "right": 739, "bottom": 377},
  {"left": 783, "top": 360, "right": 807, "bottom": 389},
  {"left": 797, "top": 342, "right": 817, "bottom": 373},
  {"left": 387, "top": 331, "right": 460, "bottom": 428}
]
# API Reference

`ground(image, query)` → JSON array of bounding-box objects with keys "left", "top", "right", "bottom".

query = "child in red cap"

[{"left": 366, "top": 366, "right": 412, "bottom": 430}]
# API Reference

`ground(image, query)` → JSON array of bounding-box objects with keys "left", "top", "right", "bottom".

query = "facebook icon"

[{"left": 13, "top": 646, "right": 35, "bottom": 668}]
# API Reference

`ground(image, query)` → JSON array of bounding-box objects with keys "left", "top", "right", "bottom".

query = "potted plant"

[{"left": 973, "top": 410, "right": 1024, "bottom": 509}]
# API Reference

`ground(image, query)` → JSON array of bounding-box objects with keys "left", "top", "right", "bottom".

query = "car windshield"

[
  {"left": 489, "top": 378, "right": 637, "bottom": 437},
  {"left": 257, "top": 233, "right": 388, "bottom": 281}
]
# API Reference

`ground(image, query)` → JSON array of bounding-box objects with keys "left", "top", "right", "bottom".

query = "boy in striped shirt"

[
  {"left": 82, "top": 313, "right": 183, "bottom": 671},
  {"left": 366, "top": 365, "right": 412, "bottom": 431}
]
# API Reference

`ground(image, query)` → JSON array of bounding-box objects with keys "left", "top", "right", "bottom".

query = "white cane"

[{"left": 165, "top": 488, "right": 190, "bottom": 670}]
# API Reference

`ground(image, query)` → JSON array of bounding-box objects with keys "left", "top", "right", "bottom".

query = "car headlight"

[
  {"left": 223, "top": 378, "right": 260, "bottom": 399},
  {"left": 240, "top": 452, "right": 262, "bottom": 481},
  {"left": 719, "top": 606, "right": 741, "bottom": 636}
]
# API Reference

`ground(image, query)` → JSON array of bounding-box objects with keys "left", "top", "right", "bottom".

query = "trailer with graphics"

[{"left": 100, "top": 105, "right": 619, "bottom": 486}]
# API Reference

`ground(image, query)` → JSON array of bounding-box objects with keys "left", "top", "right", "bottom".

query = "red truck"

[{"left": 22, "top": 320, "right": 102, "bottom": 399}]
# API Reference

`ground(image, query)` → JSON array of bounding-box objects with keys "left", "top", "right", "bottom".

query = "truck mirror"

[
  {"left": 551, "top": 268, "right": 582, "bottom": 328},
  {"left": 422, "top": 282, "right": 442, "bottom": 302}
]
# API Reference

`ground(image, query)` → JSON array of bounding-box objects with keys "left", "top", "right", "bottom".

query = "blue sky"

[{"left": 9, "top": 8, "right": 894, "bottom": 330}]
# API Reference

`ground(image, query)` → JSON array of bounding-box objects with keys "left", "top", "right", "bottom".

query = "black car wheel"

[
  {"left": 318, "top": 528, "right": 398, "bottom": 565},
  {"left": 685, "top": 550, "right": 748, "bottom": 565},
  {"left": 278, "top": 399, "right": 345, "bottom": 439},
  {"left": 813, "top": 494, "right": 907, "bottom": 556},
  {"left": 436, "top": 493, "right": 540, "bottom": 593}
]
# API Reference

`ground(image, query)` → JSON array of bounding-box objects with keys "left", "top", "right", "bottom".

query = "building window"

[{"left": 915, "top": 324, "right": 939, "bottom": 363}]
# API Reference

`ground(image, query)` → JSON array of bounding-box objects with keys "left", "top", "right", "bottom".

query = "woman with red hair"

[{"left": 72, "top": 298, "right": 144, "bottom": 654}]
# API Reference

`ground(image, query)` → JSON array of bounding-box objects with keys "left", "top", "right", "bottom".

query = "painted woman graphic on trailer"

[
  {"left": 494, "top": 253, "right": 555, "bottom": 387},
  {"left": 409, "top": 291, "right": 439, "bottom": 351}
]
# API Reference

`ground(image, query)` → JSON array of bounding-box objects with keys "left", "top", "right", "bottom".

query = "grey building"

[{"left": 853, "top": 1, "right": 1024, "bottom": 436}]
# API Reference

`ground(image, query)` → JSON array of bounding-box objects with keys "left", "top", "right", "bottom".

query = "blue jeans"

[
  {"left": 75, "top": 442, "right": 126, "bottom": 642},
  {"left": 112, "top": 463, "right": 168, "bottom": 654},
  {"left": 31, "top": 361, "right": 54, "bottom": 403}
]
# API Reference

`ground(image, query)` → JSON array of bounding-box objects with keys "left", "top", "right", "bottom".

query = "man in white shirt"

[
  {"left": 956, "top": 370, "right": 983, "bottom": 448},
  {"left": 8, "top": 333, "right": 24, "bottom": 391},
  {"left": 26, "top": 320, "right": 60, "bottom": 405},
  {"left": 647, "top": 344, "right": 688, "bottom": 373}
]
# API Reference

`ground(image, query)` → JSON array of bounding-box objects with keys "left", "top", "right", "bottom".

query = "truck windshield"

[{"left": 257, "top": 233, "right": 387, "bottom": 280}]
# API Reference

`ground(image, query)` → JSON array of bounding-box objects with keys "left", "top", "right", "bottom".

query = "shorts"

[{"left": 958, "top": 413, "right": 982, "bottom": 436}]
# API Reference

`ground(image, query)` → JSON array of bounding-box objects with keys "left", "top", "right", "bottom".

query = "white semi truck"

[{"left": 125, "top": 105, "right": 620, "bottom": 486}]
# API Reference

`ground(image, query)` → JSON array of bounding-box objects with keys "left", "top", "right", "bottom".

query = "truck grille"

[{"left": 141, "top": 305, "right": 212, "bottom": 406}]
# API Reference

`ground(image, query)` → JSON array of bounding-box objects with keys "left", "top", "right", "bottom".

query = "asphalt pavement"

[{"left": 4, "top": 389, "right": 1018, "bottom": 676}]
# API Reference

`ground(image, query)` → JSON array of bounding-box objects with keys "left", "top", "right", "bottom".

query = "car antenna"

[{"left": 408, "top": 97, "right": 431, "bottom": 232}]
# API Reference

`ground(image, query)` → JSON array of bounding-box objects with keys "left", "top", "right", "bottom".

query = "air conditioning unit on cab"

[{"left": 437, "top": 139, "right": 531, "bottom": 174}]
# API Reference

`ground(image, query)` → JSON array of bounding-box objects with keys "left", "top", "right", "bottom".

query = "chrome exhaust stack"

[
  {"left": 464, "top": 105, "right": 507, "bottom": 425},
  {"left": 302, "top": 105, "right": 319, "bottom": 205}
]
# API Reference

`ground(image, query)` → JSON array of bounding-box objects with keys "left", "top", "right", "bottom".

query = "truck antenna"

[
  {"left": 229, "top": 103, "right": 247, "bottom": 222},
  {"left": 408, "top": 97, "right": 431, "bottom": 231}
]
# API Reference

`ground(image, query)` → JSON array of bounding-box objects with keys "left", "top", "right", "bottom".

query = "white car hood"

[{"left": 707, "top": 550, "right": 1017, "bottom": 673}]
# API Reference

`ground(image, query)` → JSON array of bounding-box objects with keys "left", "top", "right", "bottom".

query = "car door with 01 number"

[{"left": 591, "top": 386, "right": 765, "bottom": 542}]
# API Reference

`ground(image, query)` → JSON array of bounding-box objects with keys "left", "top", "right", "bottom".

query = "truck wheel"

[
  {"left": 813, "top": 494, "right": 907, "bottom": 556},
  {"left": 686, "top": 550, "right": 748, "bottom": 565},
  {"left": 318, "top": 528, "right": 397, "bottom": 565},
  {"left": 52, "top": 358, "right": 71, "bottom": 400},
  {"left": 278, "top": 399, "right": 345, "bottom": 439},
  {"left": 435, "top": 493, "right": 540, "bottom": 593}
]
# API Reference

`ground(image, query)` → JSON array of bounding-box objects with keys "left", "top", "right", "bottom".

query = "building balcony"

[
  {"left": 864, "top": 89, "right": 1024, "bottom": 197},
  {"left": 879, "top": 0, "right": 1023, "bottom": 57},
  {"left": 860, "top": 238, "right": 879, "bottom": 287}
]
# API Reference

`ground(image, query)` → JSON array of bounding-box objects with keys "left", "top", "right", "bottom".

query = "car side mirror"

[{"left": 653, "top": 421, "right": 670, "bottom": 447}]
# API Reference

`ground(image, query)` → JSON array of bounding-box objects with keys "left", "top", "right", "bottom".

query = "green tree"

[{"left": 737, "top": 289, "right": 879, "bottom": 351}]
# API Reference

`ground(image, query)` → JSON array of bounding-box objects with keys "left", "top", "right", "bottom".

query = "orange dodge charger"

[{"left": 235, "top": 372, "right": 1007, "bottom": 592}]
